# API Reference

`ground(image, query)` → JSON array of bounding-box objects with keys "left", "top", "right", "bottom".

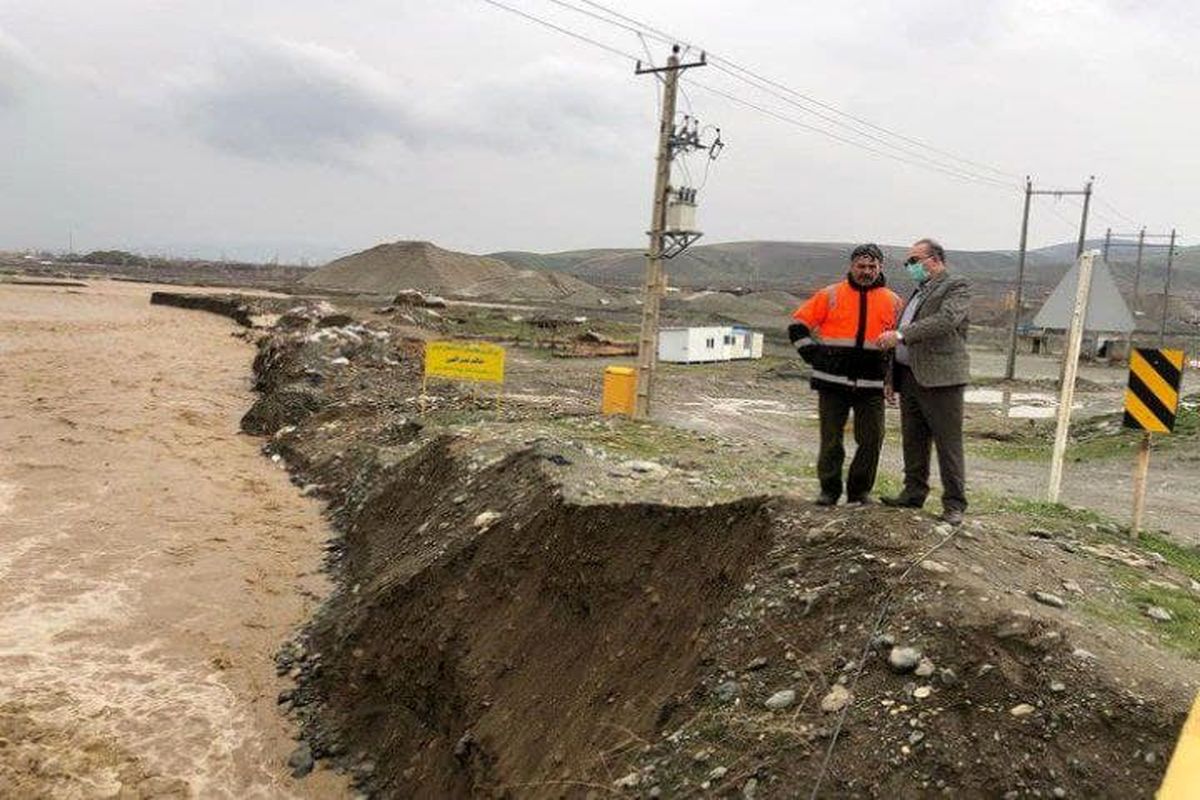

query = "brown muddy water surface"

[{"left": 0, "top": 280, "right": 348, "bottom": 798}]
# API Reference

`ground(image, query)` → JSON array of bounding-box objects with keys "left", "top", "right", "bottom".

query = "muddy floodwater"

[{"left": 0, "top": 281, "right": 347, "bottom": 798}]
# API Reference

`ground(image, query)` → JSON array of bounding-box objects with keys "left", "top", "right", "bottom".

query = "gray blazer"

[{"left": 897, "top": 272, "right": 971, "bottom": 387}]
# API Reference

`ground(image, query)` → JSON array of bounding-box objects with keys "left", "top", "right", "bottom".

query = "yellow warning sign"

[
  {"left": 424, "top": 341, "right": 506, "bottom": 384},
  {"left": 1159, "top": 693, "right": 1200, "bottom": 798},
  {"left": 1123, "top": 348, "right": 1184, "bottom": 433}
]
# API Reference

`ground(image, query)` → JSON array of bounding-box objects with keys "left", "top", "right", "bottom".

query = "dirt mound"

[
  {"left": 464, "top": 268, "right": 613, "bottom": 306},
  {"left": 301, "top": 241, "right": 612, "bottom": 305},
  {"left": 668, "top": 289, "right": 800, "bottom": 329},
  {"left": 302, "top": 241, "right": 512, "bottom": 296},
  {"left": 291, "top": 437, "right": 776, "bottom": 797}
]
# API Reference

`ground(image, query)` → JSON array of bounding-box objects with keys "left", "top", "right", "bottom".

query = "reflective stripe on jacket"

[{"left": 788, "top": 274, "right": 902, "bottom": 392}]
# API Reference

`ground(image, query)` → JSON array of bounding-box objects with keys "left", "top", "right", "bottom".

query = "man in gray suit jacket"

[{"left": 876, "top": 238, "right": 970, "bottom": 525}]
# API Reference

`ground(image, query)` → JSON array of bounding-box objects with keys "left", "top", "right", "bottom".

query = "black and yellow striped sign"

[{"left": 1123, "top": 348, "right": 1185, "bottom": 433}]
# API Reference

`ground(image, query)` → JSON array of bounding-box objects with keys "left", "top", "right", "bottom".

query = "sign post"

[
  {"left": 422, "top": 341, "right": 506, "bottom": 412},
  {"left": 1047, "top": 251, "right": 1096, "bottom": 503},
  {"left": 1122, "top": 347, "right": 1185, "bottom": 536}
]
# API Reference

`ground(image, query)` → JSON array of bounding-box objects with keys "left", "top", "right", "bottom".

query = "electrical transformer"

[{"left": 665, "top": 187, "right": 698, "bottom": 233}]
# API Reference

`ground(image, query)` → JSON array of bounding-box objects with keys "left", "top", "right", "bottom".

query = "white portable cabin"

[
  {"left": 658, "top": 326, "right": 763, "bottom": 363},
  {"left": 730, "top": 326, "right": 764, "bottom": 359}
]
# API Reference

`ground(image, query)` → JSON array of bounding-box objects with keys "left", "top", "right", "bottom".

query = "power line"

[
  {"left": 480, "top": 0, "right": 1015, "bottom": 189},
  {"left": 478, "top": 0, "right": 640, "bottom": 62},
  {"left": 1095, "top": 196, "right": 1140, "bottom": 227},
  {"left": 480, "top": 0, "right": 1163, "bottom": 236},
  {"left": 570, "top": 0, "right": 1021, "bottom": 181},
  {"left": 687, "top": 79, "right": 1016, "bottom": 191},
  {"left": 703, "top": 62, "right": 1020, "bottom": 188}
]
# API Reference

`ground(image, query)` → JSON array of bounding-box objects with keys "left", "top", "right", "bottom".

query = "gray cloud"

[
  {"left": 0, "top": 27, "right": 40, "bottom": 108},
  {"left": 167, "top": 37, "right": 410, "bottom": 162},
  {"left": 166, "top": 38, "right": 640, "bottom": 164}
]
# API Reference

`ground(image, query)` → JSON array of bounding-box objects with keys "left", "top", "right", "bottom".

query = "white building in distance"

[{"left": 658, "top": 326, "right": 764, "bottom": 364}]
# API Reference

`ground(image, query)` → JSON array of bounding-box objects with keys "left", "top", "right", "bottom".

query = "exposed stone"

[
  {"left": 888, "top": 646, "right": 922, "bottom": 673},
  {"left": 1146, "top": 605, "right": 1174, "bottom": 622},
  {"left": 473, "top": 511, "right": 502, "bottom": 531},
  {"left": 714, "top": 680, "right": 741, "bottom": 704},
  {"left": 765, "top": 689, "right": 797, "bottom": 710},
  {"left": 820, "top": 684, "right": 852, "bottom": 713},
  {"left": 1010, "top": 703, "right": 1037, "bottom": 717},
  {"left": 613, "top": 772, "right": 641, "bottom": 789},
  {"left": 914, "top": 658, "right": 936, "bottom": 678},
  {"left": 1032, "top": 591, "right": 1067, "bottom": 609},
  {"left": 287, "top": 743, "right": 314, "bottom": 778}
]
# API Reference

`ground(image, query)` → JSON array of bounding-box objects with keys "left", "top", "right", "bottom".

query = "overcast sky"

[{"left": 1, "top": 0, "right": 1196, "bottom": 262}]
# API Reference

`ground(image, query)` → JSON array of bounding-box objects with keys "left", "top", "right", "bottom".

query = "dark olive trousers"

[
  {"left": 817, "top": 388, "right": 885, "bottom": 500},
  {"left": 894, "top": 363, "right": 967, "bottom": 513}
]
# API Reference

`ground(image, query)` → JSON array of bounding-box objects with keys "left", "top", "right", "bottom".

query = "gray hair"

[{"left": 915, "top": 238, "right": 946, "bottom": 264}]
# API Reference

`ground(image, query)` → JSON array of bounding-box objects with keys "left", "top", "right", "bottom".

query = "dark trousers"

[
  {"left": 817, "top": 389, "right": 885, "bottom": 500},
  {"left": 894, "top": 364, "right": 967, "bottom": 512}
]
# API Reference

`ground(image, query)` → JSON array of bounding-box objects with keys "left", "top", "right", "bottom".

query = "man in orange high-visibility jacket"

[{"left": 789, "top": 243, "right": 902, "bottom": 506}]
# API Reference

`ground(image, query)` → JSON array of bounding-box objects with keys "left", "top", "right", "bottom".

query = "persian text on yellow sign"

[{"left": 424, "top": 341, "right": 506, "bottom": 384}]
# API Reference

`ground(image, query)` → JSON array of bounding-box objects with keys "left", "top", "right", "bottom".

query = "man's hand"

[{"left": 877, "top": 329, "right": 901, "bottom": 350}]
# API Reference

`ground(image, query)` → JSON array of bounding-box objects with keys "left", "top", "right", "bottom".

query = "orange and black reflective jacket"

[{"left": 788, "top": 274, "right": 902, "bottom": 392}]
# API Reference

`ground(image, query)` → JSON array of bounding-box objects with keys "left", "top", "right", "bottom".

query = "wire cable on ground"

[{"left": 807, "top": 523, "right": 962, "bottom": 800}]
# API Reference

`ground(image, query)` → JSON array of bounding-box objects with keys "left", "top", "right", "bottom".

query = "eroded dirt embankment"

[{"left": 240, "top": 298, "right": 1195, "bottom": 799}]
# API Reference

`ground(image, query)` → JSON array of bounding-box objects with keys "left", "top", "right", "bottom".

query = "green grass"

[
  {"left": 969, "top": 404, "right": 1200, "bottom": 463},
  {"left": 1138, "top": 532, "right": 1200, "bottom": 582},
  {"left": 969, "top": 493, "right": 1108, "bottom": 525},
  {"left": 1082, "top": 565, "right": 1200, "bottom": 659}
]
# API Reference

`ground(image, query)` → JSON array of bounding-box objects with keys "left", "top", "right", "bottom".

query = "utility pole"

[
  {"left": 632, "top": 45, "right": 707, "bottom": 420},
  {"left": 1074, "top": 177, "right": 1094, "bottom": 259},
  {"left": 1104, "top": 229, "right": 1174, "bottom": 332},
  {"left": 1004, "top": 178, "right": 1032, "bottom": 381},
  {"left": 1134, "top": 227, "right": 1146, "bottom": 300},
  {"left": 1103, "top": 227, "right": 1112, "bottom": 262},
  {"left": 1159, "top": 228, "right": 1177, "bottom": 345},
  {"left": 1004, "top": 177, "right": 1094, "bottom": 381}
]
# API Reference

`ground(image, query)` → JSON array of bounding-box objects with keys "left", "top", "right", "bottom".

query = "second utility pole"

[
  {"left": 633, "top": 45, "right": 705, "bottom": 420},
  {"left": 1004, "top": 176, "right": 1093, "bottom": 380}
]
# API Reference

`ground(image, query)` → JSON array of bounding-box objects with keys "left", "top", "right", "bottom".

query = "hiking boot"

[
  {"left": 881, "top": 495, "right": 923, "bottom": 508},
  {"left": 815, "top": 493, "right": 839, "bottom": 507},
  {"left": 846, "top": 495, "right": 875, "bottom": 505},
  {"left": 940, "top": 508, "right": 965, "bottom": 526}
]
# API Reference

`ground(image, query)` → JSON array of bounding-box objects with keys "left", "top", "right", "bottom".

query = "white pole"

[{"left": 1048, "top": 250, "right": 1097, "bottom": 503}]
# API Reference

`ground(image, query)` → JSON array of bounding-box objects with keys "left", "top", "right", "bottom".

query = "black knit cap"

[{"left": 850, "top": 243, "right": 884, "bottom": 263}]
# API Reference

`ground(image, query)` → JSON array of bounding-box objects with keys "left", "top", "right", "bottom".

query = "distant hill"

[
  {"left": 302, "top": 240, "right": 612, "bottom": 304},
  {"left": 489, "top": 240, "right": 1200, "bottom": 296}
]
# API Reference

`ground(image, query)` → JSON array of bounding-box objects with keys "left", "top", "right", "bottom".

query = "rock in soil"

[
  {"left": 764, "top": 689, "right": 797, "bottom": 710},
  {"left": 820, "top": 684, "right": 852, "bottom": 713},
  {"left": 287, "top": 743, "right": 314, "bottom": 778},
  {"left": 888, "top": 646, "right": 923, "bottom": 673}
]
